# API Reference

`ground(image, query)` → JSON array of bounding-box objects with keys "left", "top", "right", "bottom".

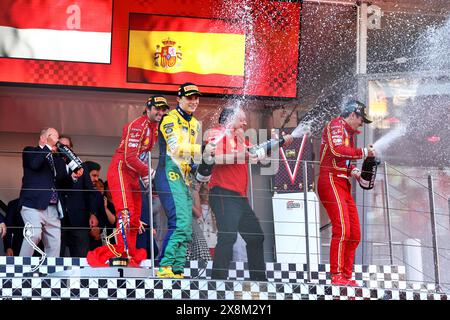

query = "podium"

[
  {"left": 272, "top": 192, "right": 320, "bottom": 264},
  {"left": 48, "top": 267, "right": 152, "bottom": 278}
]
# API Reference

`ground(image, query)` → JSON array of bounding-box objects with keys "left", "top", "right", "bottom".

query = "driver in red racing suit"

[
  {"left": 317, "top": 100, "right": 376, "bottom": 286},
  {"left": 87, "top": 96, "right": 169, "bottom": 267}
]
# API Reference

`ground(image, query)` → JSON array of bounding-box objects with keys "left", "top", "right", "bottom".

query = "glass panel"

[{"left": 367, "top": 78, "right": 450, "bottom": 290}]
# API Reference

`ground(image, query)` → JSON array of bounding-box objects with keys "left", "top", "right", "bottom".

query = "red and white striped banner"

[{"left": 0, "top": 0, "right": 113, "bottom": 63}]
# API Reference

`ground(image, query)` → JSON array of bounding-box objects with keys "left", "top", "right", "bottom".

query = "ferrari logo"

[{"left": 154, "top": 38, "right": 182, "bottom": 68}]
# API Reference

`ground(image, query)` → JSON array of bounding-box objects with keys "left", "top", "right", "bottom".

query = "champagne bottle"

[
  {"left": 248, "top": 136, "right": 286, "bottom": 155},
  {"left": 196, "top": 156, "right": 214, "bottom": 183},
  {"left": 359, "top": 156, "right": 380, "bottom": 190},
  {"left": 195, "top": 144, "right": 215, "bottom": 183},
  {"left": 55, "top": 142, "right": 83, "bottom": 173}
]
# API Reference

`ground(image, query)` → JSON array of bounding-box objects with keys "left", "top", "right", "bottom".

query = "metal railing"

[{"left": 0, "top": 149, "right": 449, "bottom": 292}]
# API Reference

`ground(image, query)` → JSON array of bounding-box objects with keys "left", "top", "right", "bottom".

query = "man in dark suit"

[
  {"left": 19, "top": 127, "right": 83, "bottom": 257},
  {"left": 58, "top": 136, "right": 99, "bottom": 257},
  {"left": 4, "top": 198, "right": 23, "bottom": 256}
]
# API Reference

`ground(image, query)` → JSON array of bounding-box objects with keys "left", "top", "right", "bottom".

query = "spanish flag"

[{"left": 128, "top": 14, "right": 246, "bottom": 88}]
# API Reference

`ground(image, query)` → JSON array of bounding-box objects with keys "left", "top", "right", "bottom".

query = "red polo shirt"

[{"left": 207, "top": 126, "right": 249, "bottom": 197}]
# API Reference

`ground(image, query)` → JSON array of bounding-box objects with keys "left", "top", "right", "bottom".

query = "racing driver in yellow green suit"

[{"left": 155, "top": 83, "right": 212, "bottom": 278}]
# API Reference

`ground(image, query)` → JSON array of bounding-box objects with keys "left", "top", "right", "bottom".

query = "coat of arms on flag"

[
  {"left": 127, "top": 13, "right": 246, "bottom": 88},
  {"left": 154, "top": 38, "right": 182, "bottom": 68}
]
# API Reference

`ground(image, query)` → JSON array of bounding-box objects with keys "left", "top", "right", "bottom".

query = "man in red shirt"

[
  {"left": 317, "top": 100, "right": 375, "bottom": 286},
  {"left": 207, "top": 107, "right": 292, "bottom": 281},
  {"left": 87, "top": 95, "right": 169, "bottom": 267}
]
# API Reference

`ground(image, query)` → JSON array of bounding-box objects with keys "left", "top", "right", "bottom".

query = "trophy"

[
  {"left": 106, "top": 209, "right": 130, "bottom": 267},
  {"left": 23, "top": 222, "right": 47, "bottom": 274}
]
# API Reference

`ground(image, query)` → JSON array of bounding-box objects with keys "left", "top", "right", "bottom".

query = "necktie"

[{"left": 47, "top": 153, "right": 58, "bottom": 204}]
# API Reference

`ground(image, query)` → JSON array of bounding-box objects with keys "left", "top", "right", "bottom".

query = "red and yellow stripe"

[
  {"left": 329, "top": 173, "right": 345, "bottom": 274},
  {"left": 117, "top": 160, "right": 128, "bottom": 210},
  {"left": 320, "top": 144, "right": 327, "bottom": 164},
  {"left": 326, "top": 123, "right": 346, "bottom": 158},
  {"left": 128, "top": 14, "right": 246, "bottom": 88}
]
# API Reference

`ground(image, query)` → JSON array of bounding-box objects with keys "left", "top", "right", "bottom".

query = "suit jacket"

[
  {"left": 59, "top": 162, "right": 97, "bottom": 228},
  {"left": 4, "top": 198, "right": 23, "bottom": 254},
  {"left": 19, "top": 145, "right": 71, "bottom": 211}
]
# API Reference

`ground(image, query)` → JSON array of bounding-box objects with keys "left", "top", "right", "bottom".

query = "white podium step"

[{"left": 48, "top": 266, "right": 153, "bottom": 278}]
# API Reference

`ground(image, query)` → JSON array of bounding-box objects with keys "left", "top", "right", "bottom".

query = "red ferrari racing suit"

[
  {"left": 317, "top": 117, "right": 366, "bottom": 278},
  {"left": 88, "top": 115, "right": 158, "bottom": 266}
]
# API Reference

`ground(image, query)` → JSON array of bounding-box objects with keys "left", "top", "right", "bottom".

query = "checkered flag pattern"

[
  {"left": 246, "top": 2, "right": 300, "bottom": 97},
  {"left": 0, "top": 257, "right": 446, "bottom": 300},
  {"left": 1, "top": 278, "right": 447, "bottom": 301},
  {"left": 27, "top": 60, "right": 98, "bottom": 87},
  {"left": 257, "top": 67, "right": 299, "bottom": 99}
]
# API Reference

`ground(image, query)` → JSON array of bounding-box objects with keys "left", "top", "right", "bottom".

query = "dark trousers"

[
  {"left": 209, "top": 186, "right": 267, "bottom": 281},
  {"left": 60, "top": 228, "right": 90, "bottom": 257}
]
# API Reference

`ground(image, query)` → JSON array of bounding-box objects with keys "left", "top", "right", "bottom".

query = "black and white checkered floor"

[{"left": 0, "top": 257, "right": 446, "bottom": 300}]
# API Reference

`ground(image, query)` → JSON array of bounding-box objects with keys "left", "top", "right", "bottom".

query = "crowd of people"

[{"left": 0, "top": 82, "right": 377, "bottom": 285}]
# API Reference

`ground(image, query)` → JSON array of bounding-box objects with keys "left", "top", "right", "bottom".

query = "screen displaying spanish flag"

[{"left": 127, "top": 14, "right": 246, "bottom": 88}]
